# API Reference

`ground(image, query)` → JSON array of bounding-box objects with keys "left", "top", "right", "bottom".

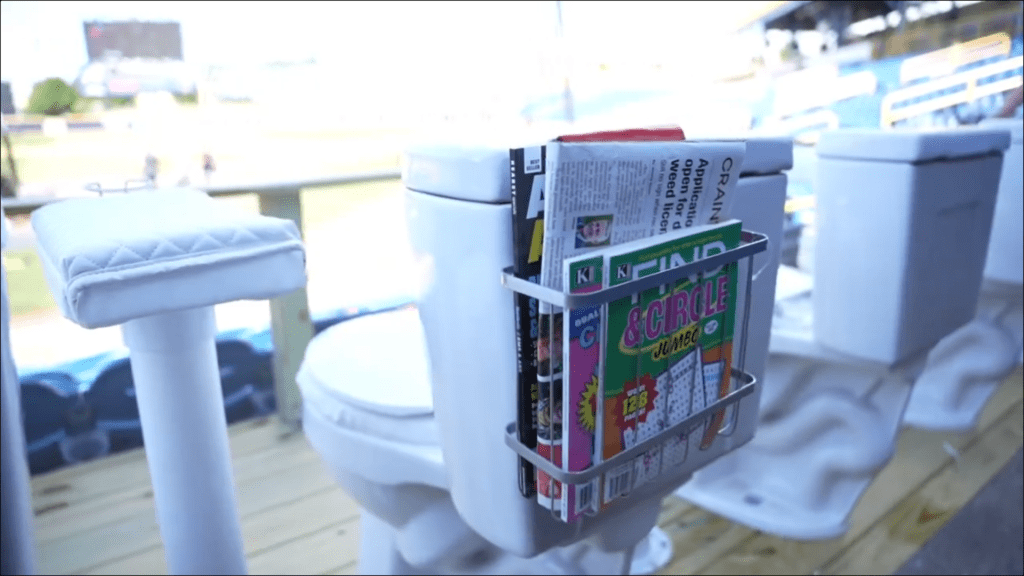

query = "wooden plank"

[
  {"left": 35, "top": 453, "right": 338, "bottom": 574},
  {"left": 821, "top": 403, "right": 1024, "bottom": 575},
  {"left": 31, "top": 416, "right": 299, "bottom": 509},
  {"left": 323, "top": 560, "right": 359, "bottom": 575},
  {"left": 33, "top": 429, "right": 319, "bottom": 541},
  {"left": 247, "top": 516, "right": 361, "bottom": 576},
  {"left": 82, "top": 487, "right": 361, "bottom": 575},
  {"left": 693, "top": 368, "right": 1023, "bottom": 575},
  {"left": 32, "top": 420, "right": 309, "bottom": 520},
  {"left": 257, "top": 191, "right": 314, "bottom": 430},
  {"left": 659, "top": 504, "right": 760, "bottom": 575},
  {"left": 657, "top": 495, "right": 695, "bottom": 526}
]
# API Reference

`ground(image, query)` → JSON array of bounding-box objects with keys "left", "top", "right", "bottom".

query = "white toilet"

[
  {"left": 677, "top": 128, "right": 1011, "bottom": 539},
  {"left": 296, "top": 135, "right": 793, "bottom": 573},
  {"left": 300, "top": 306, "right": 674, "bottom": 574},
  {"left": 903, "top": 118, "right": 1024, "bottom": 431}
]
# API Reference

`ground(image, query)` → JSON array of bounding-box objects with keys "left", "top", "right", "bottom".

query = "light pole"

[{"left": 555, "top": 0, "right": 576, "bottom": 124}]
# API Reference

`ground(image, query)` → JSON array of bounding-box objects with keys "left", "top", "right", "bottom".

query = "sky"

[{"left": 0, "top": 1, "right": 776, "bottom": 109}]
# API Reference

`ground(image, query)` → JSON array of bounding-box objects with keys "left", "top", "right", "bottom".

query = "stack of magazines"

[{"left": 508, "top": 127, "right": 749, "bottom": 523}]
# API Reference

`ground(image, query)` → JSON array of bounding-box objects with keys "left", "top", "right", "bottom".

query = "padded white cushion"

[
  {"left": 297, "top": 307, "right": 440, "bottom": 446},
  {"left": 31, "top": 188, "right": 306, "bottom": 329}
]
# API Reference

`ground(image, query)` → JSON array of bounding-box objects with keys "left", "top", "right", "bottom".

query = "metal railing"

[
  {"left": 1, "top": 168, "right": 403, "bottom": 429},
  {"left": 881, "top": 55, "right": 1024, "bottom": 127}
]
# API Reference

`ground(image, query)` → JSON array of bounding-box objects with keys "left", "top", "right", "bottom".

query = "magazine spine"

[{"left": 509, "top": 147, "right": 537, "bottom": 498}]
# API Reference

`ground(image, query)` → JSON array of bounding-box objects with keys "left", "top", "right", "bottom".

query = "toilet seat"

[
  {"left": 297, "top": 307, "right": 446, "bottom": 488},
  {"left": 298, "top": 307, "right": 438, "bottom": 445}
]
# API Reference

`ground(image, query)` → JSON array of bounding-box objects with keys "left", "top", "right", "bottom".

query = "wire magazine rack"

[{"left": 501, "top": 230, "right": 769, "bottom": 520}]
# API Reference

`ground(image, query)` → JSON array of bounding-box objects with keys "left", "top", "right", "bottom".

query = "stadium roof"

[{"left": 736, "top": 1, "right": 916, "bottom": 32}]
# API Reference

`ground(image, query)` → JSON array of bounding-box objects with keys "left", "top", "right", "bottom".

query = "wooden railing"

[{"left": 2, "top": 168, "right": 403, "bottom": 429}]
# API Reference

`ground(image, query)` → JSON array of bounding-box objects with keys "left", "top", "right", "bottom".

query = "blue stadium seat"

[
  {"left": 19, "top": 372, "right": 81, "bottom": 475},
  {"left": 216, "top": 338, "right": 267, "bottom": 423},
  {"left": 85, "top": 358, "right": 143, "bottom": 453}
]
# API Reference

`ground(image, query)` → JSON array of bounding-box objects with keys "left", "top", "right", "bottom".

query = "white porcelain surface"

[
  {"left": 678, "top": 290, "right": 914, "bottom": 540},
  {"left": 903, "top": 316, "right": 1017, "bottom": 432},
  {"left": 815, "top": 127, "right": 1010, "bottom": 163},
  {"left": 978, "top": 118, "right": 1023, "bottom": 285},
  {"left": 813, "top": 130, "right": 1006, "bottom": 365}
]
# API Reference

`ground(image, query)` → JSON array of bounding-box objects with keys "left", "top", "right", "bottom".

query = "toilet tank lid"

[
  {"left": 705, "top": 136, "right": 793, "bottom": 175},
  {"left": 402, "top": 127, "right": 553, "bottom": 204},
  {"left": 816, "top": 128, "right": 1011, "bottom": 163},
  {"left": 402, "top": 132, "right": 793, "bottom": 203},
  {"left": 979, "top": 118, "right": 1024, "bottom": 144},
  {"left": 301, "top": 307, "right": 434, "bottom": 417}
]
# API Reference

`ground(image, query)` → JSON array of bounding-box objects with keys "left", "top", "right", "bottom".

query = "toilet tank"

[
  {"left": 978, "top": 118, "right": 1023, "bottom": 286},
  {"left": 813, "top": 128, "right": 1010, "bottom": 366},
  {"left": 403, "top": 137, "right": 580, "bottom": 557},
  {"left": 724, "top": 138, "right": 793, "bottom": 444},
  {"left": 402, "top": 135, "right": 793, "bottom": 557}
]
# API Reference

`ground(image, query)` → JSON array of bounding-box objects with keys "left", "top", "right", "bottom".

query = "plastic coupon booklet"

[{"left": 596, "top": 219, "right": 742, "bottom": 510}]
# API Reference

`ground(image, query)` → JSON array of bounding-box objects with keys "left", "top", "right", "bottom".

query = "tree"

[{"left": 26, "top": 78, "right": 79, "bottom": 116}]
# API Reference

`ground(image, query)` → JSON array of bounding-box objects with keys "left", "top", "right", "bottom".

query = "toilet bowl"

[
  {"left": 678, "top": 128, "right": 1010, "bottom": 539},
  {"left": 297, "top": 307, "right": 455, "bottom": 572},
  {"left": 298, "top": 306, "right": 670, "bottom": 574}
]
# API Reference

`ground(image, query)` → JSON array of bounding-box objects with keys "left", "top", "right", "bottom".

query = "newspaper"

[{"left": 539, "top": 140, "right": 746, "bottom": 293}]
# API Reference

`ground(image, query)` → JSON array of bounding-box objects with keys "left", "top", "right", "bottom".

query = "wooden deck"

[{"left": 31, "top": 368, "right": 1022, "bottom": 575}]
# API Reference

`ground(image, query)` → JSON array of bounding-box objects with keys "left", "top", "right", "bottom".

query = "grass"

[
  {"left": 3, "top": 249, "right": 57, "bottom": 317},
  {"left": 5, "top": 104, "right": 410, "bottom": 189}
]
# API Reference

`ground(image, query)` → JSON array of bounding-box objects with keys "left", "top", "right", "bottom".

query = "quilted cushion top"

[{"left": 32, "top": 188, "right": 301, "bottom": 284}]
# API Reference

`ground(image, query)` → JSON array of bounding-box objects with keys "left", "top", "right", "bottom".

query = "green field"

[
  {"left": 3, "top": 249, "right": 56, "bottom": 317},
  {"left": 3, "top": 111, "right": 408, "bottom": 317},
  {"left": 5, "top": 108, "right": 409, "bottom": 188}
]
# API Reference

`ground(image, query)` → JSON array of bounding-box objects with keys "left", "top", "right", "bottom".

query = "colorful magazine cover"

[
  {"left": 560, "top": 253, "right": 604, "bottom": 522},
  {"left": 599, "top": 219, "right": 742, "bottom": 509}
]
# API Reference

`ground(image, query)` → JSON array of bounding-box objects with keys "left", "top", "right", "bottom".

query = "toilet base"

[
  {"left": 902, "top": 314, "right": 1018, "bottom": 433},
  {"left": 675, "top": 367, "right": 913, "bottom": 540},
  {"left": 628, "top": 526, "right": 672, "bottom": 575},
  {"left": 675, "top": 289, "right": 914, "bottom": 541},
  {"left": 357, "top": 511, "right": 671, "bottom": 575},
  {"left": 978, "top": 280, "right": 1023, "bottom": 365}
]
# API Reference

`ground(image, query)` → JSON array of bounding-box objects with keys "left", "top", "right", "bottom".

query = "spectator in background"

[
  {"left": 144, "top": 153, "right": 159, "bottom": 187},
  {"left": 203, "top": 153, "right": 216, "bottom": 183}
]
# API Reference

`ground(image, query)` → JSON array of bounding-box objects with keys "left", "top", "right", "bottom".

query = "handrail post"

[{"left": 257, "top": 188, "right": 313, "bottom": 431}]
